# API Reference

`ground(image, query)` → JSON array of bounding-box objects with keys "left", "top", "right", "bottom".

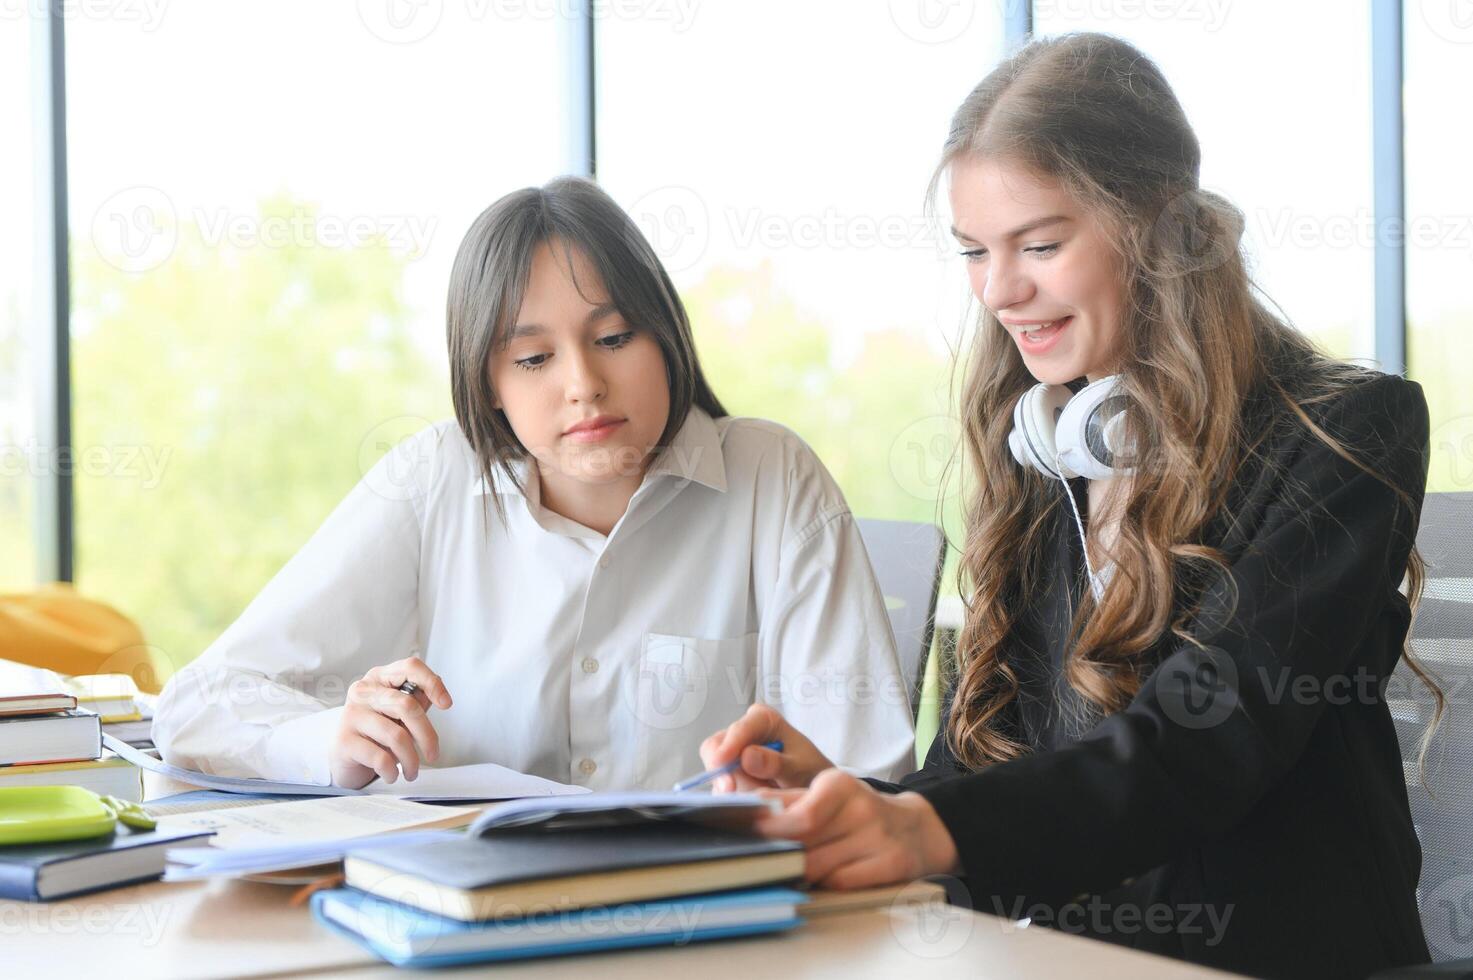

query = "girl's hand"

[
  {"left": 755, "top": 769, "right": 961, "bottom": 890},
  {"left": 699, "top": 704, "right": 836, "bottom": 792},
  {"left": 329, "top": 655, "right": 453, "bottom": 788}
]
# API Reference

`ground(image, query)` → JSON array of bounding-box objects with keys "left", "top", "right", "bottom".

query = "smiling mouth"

[{"left": 1017, "top": 316, "right": 1071, "bottom": 344}]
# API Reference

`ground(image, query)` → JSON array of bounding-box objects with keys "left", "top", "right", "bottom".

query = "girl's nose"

[
  {"left": 980, "top": 259, "right": 1033, "bottom": 313},
  {"left": 563, "top": 348, "right": 607, "bottom": 404}
]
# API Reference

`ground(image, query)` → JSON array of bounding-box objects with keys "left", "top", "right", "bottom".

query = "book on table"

[
  {"left": 100, "top": 716, "right": 154, "bottom": 751},
  {"left": 0, "top": 821, "right": 214, "bottom": 901},
  {"left": 0, "top": 753, "right": 142, "bottom": 801},
  {"left": 0, "top": 708, "right": 101, "bottom": 766},
  {"left": 61, "top": 673, "right": 143, "bottom": 723},
  {"left": 345, "top": 821, "right": 805, "bottom": 922},
  {"left": 342, "top": 792, "right": 804, "bottom": 922},
  {"left": 312, "top": 885, "right": 806, "bottom": 968}
]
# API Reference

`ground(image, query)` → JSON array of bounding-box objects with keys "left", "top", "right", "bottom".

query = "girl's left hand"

[{"left": 754, "top": 768, "right": 962, "bottom": 889}]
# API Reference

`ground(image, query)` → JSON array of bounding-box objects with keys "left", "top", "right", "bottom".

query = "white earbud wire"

[{"left": 1056, "top": 451, "right": 1106, "bottom": 604}]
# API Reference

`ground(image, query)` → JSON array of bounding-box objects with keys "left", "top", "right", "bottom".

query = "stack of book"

[
  {"left": 0, "top": 659, "right": 143, "bottom": 801},
  {"left": 312, "top": 793, "right": 809, "bottom": 967}
]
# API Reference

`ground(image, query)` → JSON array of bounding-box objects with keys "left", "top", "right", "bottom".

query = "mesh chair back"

[{"left": 856, "top": 519, "right": 947, "bottom": 720}]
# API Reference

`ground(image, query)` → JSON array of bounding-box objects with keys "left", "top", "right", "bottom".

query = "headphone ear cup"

[
  {"left": 1056, "top": 376, "right": 1131, "bottom": 481},
  {"left": 1099, "top": 412, "right": 1132, "bottom": 459},
  {"left": 1009, "top": 384, "right": 1072, "bottom": 477},
  {"left": 1006, "top": 425, "right": 1029, "bottom": 469}
]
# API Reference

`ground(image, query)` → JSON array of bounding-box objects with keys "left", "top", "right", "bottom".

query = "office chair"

[
  {"left": 1378, "top": 491, "right": 1473, "bottom": 978},
  {"left": 855, "top": 518, "right": 947, "bottom": 721}
]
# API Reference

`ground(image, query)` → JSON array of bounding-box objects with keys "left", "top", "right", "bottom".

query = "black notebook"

[
  {"left": 344, "top": 822, "right": 804, "bottom": 921},
  {"left": 0, "top": 823, "right": 214, "bottom": 901}
]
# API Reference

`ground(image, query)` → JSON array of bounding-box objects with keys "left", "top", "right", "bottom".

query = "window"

[
  {"left": 1032, "top": 4, "right": 1378, "bottom": 361},
  {"left": 1405, "top": 7, "right": 1473, "bottom": 493},
  {"left": 66, "top": 3, "right": 570, "bottom": 670},
  {"left": 598, "top": 2, "right": 1003, "bottom": 531},
  {"left": 0, "top": 20, "right": 36, "bottom": 589}
]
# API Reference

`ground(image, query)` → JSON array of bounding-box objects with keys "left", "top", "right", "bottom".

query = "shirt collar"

[
  {"left": 470, "top": 407, "right": 727, "bottom": 498},
  {"left": 645, "top": 406, "right": 728, "bottom": 493}
]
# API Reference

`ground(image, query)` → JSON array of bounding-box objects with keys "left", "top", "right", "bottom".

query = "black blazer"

[{"left": 874, "top": 370, "right": 1431, "bottom": 979}]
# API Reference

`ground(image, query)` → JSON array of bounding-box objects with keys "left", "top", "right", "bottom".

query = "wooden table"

[
  {"left": 4, "top": 872, "right": 1237, "bottom": 979},
  {"left": 1, "top": 774, "right": 1239, "bottom": 978}
]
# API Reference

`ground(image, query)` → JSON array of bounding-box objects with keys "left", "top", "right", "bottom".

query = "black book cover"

[
  {"left": 0, "top": 822, "right": 213, "bottom": 901},
  {"left": 349, "top": 822, "right": 802, "bottom": 891}
]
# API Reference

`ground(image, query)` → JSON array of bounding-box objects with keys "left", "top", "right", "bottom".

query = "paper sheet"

[
  {"left": 357, "top": 764, "right": 589, "bottom": 801},
  {"left": 158, "top": 795, "right": 480, "bottom": 849},
  {"left": 103, "top": 733, "right": 590, "bottom": 801},
  {"left": 163, "top": 829, "right": 462, "bottom": 881}
]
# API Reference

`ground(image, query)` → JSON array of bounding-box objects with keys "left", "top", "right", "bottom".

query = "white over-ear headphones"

[
  {"left": 1007, "top": 375, "right": 1136, "bottom": 482},
  {"left": 1007, "top": 375, "right": 1136, "bottom": 602}
]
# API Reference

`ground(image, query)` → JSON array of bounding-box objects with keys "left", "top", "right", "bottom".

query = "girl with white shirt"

[{"left": 153, "top": 177, "right": 914, "bottom": 792}]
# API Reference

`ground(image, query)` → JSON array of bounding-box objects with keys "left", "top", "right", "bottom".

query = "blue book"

[
  {"left": 0, "top": 822, "right": 214, "bottom": 901},
  {"left": 311, "top": 886, "right": 806, "bottom": 967}
]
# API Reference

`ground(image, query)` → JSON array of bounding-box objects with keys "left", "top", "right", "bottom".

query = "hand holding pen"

[
  {"left": 327, "top": 654, "right": 454, "bottom": 789},
  {"left": 698, "top": 704, "right": 839, "bottom": 792},
  {"left": 674, "top": 741, "right": 784, "bottom": 791}
]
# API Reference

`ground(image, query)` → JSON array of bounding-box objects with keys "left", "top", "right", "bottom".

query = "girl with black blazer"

[{"left": 701, "top": 33, "right": 1438, "bottom": 980}]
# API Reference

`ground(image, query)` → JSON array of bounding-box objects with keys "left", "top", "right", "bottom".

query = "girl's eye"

[
  {"left": 511, "top": 331, "right": 632, "bottom": 370},
  {"left": 595, "top": 330, "right": 635, "bottom": 350},
  {"left": 959, "top": 243, "right": 1060, "bottom": 263}
]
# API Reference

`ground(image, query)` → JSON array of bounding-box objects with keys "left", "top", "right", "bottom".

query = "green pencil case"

[{"left": 0, "top": 785, "right": 155, "bottom": 845}]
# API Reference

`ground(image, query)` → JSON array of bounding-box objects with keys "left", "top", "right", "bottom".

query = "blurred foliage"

[
  {"left": 70, "top": 197, "right": 448, "bottom": 677},
  {"left": 682, "top": 262, "right": 963, "bottom": 531}
]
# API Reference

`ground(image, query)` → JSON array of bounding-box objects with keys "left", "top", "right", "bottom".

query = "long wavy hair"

[{"left": 937, "top": 33, "right": 1443, "bottom": 773}]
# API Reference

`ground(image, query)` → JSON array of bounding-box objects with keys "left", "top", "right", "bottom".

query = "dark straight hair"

[{"left": 446, "top": 176, "right": 726, "bottom": 521}]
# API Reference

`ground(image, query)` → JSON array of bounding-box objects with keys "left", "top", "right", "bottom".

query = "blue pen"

[{"left": 672, "top": 740, "right": 784, "bottom": 792}]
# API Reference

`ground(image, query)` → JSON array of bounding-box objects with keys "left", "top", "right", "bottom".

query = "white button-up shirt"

[{"left": 154, "top": 408, "right": 916, "bottom": 790}]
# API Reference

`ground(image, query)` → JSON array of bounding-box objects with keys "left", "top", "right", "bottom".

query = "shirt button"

[
  {"left": 581, "top": 657, "right": 599, "bottom": 674},
  {"left": 579, "top": 758, "right": 597, "bottom": 776},
  {"left": 598, "top": 555, "right": 611, "bottom": 569}
]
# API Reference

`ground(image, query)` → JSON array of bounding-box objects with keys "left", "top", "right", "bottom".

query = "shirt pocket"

[{"left": 631, "top": 631, "right": 758, "bottom": 787}]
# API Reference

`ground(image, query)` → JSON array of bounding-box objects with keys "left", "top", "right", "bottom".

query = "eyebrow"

[
  {"left": 951, "top": 214, "right": 1072, "bottom": 244},
  {"left": 507, "top": 302, "right": 620, "bottom": 341}
]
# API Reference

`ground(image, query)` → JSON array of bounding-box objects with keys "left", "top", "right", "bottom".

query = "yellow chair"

[{"left": 0, "top": 584, "right": 167, "bottom": 693}]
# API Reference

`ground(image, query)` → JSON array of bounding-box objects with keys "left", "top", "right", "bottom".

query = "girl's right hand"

[
  {"left": 329, "top": 655, "right": 453, "bottom": 788},
  {"left": 699, "top": 704, "right": 835, "bottom": 792}
]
